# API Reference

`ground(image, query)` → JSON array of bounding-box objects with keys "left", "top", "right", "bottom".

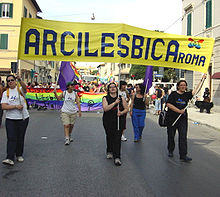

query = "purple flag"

[
  {"left": 143, "top": 66, "right": 153, "bottom": 93},
  {"left": 58, "top": 61, "right": 76, "bottom": 91}
]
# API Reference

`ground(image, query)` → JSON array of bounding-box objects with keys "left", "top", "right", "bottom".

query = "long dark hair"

[
  {"left": 107, "top": 82, "right": 118, "bottom": 96},
  {"left": 177, "top": 80, "right": 188, "bottom": 91},
  {"left": 136, "top": 83, "right": 145, "bottom": 95},
  {"left": 6, "top": 74, "right": 16, "bottom": 88},
  {"left": 119, "top": 81, "right": 127, "bottom": 90}
]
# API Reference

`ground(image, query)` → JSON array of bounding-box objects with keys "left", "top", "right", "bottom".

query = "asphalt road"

[{"left": 0, "top": 110, "right": 220, "bottom": 197}]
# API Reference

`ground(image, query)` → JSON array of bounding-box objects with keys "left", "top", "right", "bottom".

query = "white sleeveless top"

[
  {"left": 61, "top": 91, "right": 77, "bottom": 114},
  {"left": 1, "top": 87, "right": 29, "bottom": 119},
  {"left": 119, "top": 90, "right": 128, "bottom": 100}
]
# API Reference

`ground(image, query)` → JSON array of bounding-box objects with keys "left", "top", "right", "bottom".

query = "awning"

[{"left": 211, "top": 72, "right": 220, "bottom": 79}]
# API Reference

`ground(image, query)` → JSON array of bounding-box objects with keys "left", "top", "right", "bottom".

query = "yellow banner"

[{"left": 18, "top": 18, "right": 215, "bottom": 73}]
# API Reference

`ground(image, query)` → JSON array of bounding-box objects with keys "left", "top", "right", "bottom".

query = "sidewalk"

[{"left": 188, "top": 107, "right": 220, "bottom": 131}]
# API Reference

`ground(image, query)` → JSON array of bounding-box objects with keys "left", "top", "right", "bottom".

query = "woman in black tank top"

[
  {"left": 102, "top": 83, "right": 128, "bottom": 166},
  {"left": 130, "top": 83, "right": 148, "bottom": 142}
]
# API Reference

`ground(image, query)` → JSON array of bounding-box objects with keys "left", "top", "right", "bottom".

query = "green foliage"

[
  {"left": 91, "top": 70, "right": 98, "bottom": 75},
  {"left": 129, "top": 64, "right": 147, "bottom": 79},
  {"left": 163, "top": 69, "right": 176, "bottom": 81}
]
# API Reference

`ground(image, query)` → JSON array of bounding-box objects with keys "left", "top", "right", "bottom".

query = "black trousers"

[
  {"left": 105, "top": 128, "right": 122, "bottom": 159},
  {"left": 0, "top": 104, "right": 3, "bottom": 126},
  {"left": 5, "top": 118, "right": 29, "bottom": 161},
  {"left": 167, "top": 117, "right": 188, "bottom": 157}
]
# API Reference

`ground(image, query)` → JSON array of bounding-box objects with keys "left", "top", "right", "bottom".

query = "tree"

[
  {"left": 91, "top": 70, "right": 98, "bottom": 75},
  {"left": 163, "top": 69, "right": 177, "bottom": 82},
  {"left": 129, "top": 64, "right": 147, "bottom": 79}
]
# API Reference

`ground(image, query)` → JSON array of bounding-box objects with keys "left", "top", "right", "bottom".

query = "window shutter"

[
  {"left": 9, "top": 3, "right": 13, "bottom": 18},
  {"left": 0, "top": 34, "right": 8, "bottom": 49},
  {"left": 0, "top": 3, "right": 2, "bottom": 17},
  {"left": 206, "top": 0, "right": 212, "bottom": 28},
  {"left": 24, "top": 7, "right": 27, "bottom": 18},
  {"left": 187, "top": 13, "right": 192, "bottom": 36}
]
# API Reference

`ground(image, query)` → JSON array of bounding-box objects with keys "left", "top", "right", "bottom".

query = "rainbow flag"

[
  {"left": 70, "top": 62, "right": 80, "bottom": 80},
  {"left": 108, "top": 73, "right": 113, "bottom": 82},
  {"left": 25, "top": 88, "right": 106, "bottom": 111}
]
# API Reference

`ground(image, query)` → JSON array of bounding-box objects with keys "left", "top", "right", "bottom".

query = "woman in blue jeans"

[{"left": 130, "top": 84, "right": 148, "bottom": 142}]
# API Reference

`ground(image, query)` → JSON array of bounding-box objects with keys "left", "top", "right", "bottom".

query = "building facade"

[
  {"left": 97, "top": 62, "right": 131, "bottom": 82},
  {"left": 0, "top": 0, "right": 58, "bottom": 83},
  {"left": 182, "top": 0, "right": 220, "bottom": 110}
]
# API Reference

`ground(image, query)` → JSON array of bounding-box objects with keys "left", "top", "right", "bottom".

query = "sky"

[{"left": 36, "top": 0, "right": 183, "bottom": 67}]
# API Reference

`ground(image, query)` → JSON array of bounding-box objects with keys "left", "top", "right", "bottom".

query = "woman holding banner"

[
  {"left": 166, "top": 74, "right": 206, "bottom": 162},
  {"left": 130, "top": 83, "right": 148, "bottom": 142},
  {"left": 53, "top": 81, "right": 82, "bottom": 145},
  {"left": 102, "top": 82, "right": 128, "bottom": 166},
  {"left": 1, "top": 75, "right": 29, "bottom": 166}
]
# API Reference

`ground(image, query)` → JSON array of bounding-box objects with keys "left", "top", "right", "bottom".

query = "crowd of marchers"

[{"left": 0, "top": 73, "right": 211, "bottom": 167}]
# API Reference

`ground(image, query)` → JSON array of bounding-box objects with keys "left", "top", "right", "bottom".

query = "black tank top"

[
  {"left": 133, "top": 95, "right": 146, "bottom": 110},
  {"left": 102, "top": 94, "right": 125, "bottom": 130}
]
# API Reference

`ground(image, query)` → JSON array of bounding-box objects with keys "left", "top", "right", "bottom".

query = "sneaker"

[
  {"left": 106, "top": 152, "right": 113, "bottom": 159},
  {"left": 134, "top": 138, "right": 139, "bottom": 142},
  {"left": 121, "top": 135, "right": 127, "bottom": 141},
  {"left": 2, "top": 159, "right": 14, "bottom": 166},
  {"left": 168, "top": 152, "right": 173, "bottom": 158},
  {"left": 65, "top": 138, "right": 70, "bottom": 145},
  {"left": 17, "top": 156, "right": 24, "bottom": 162},
  {"left": 69, "top": 137, "right": 73, "bottom": 142},
  {"left": 180, "top": 156, "right": 192, "bottom": 162},
  {"left": 114, "top": 158, "right": 122, "bottom": 166}
]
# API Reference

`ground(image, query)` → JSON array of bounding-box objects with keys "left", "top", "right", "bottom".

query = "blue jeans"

[
  {"left": 155, "top": 99, "right": 161, "bottom": 111},
  {"left": 131, "top": 108, "right": 146, "bottom": 140}
]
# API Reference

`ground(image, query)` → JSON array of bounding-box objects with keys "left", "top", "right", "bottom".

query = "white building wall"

[{"left": 182, "top": 0, "right": 220, "bottom": 111}]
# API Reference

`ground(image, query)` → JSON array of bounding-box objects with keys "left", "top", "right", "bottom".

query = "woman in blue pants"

[{"left": 130, "top": 84, "right": 148, "bottom": 142}]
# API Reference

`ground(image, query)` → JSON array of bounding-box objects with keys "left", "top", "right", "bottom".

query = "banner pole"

[
  {"left": 118, "top": 63, "right": 121, "bottom": 131},
  {"left": 16, "top": 59, "right": 24, "bottom": 120},
  {"left": 171, "top": 76, "right": 206, "bottom": 126}
]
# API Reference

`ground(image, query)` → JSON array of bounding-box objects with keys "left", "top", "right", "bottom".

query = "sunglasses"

[{"left": 7, "top": 79, "right": 15, "bottom": 83}]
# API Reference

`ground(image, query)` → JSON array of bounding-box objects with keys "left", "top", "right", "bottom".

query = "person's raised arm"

[
  {"left": 53, "top": 89, "right": 64, "bottom": 101},
  {"left": 192, "top": 74, "right": 207, "bottom": 96},
  {"left": 16, "top": 75, "right": 27, "bottom": 93}
]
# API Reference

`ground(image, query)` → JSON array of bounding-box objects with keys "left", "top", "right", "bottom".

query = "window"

[
  {"left": 181, "top": 70, "right": 185, "bottom": 78},
  {"left": 24, "top": 7, "right": 27, "bottom": 18},
  {"left": 51, "top": 61, "right": 55, "bottom": 68},
  {"left": 206, "top": 0, "right": 212, "bottom": 28},
  {"left": 187, "top": 13, "right": 192, "bottom": 36},
  {"left": 0, "top": 34, "right": 8, "bottom": 49},
  {"left": 29, "top": 13, "right": 32, "bottom": 18},
  {"left": 0, "top": 3, "right": 13, "bottom": 18}
]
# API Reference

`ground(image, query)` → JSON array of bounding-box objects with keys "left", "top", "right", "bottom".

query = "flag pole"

[
  {"left": 171, "top": 76, "right": 206, "bottom": 126},
  {"left": 16, "top": 59, "right": 24, "bottom": 120},
  {"left": 118, "top": 63, "right": 121, "bottom": 131}
]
